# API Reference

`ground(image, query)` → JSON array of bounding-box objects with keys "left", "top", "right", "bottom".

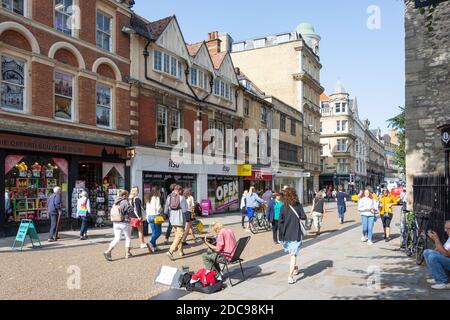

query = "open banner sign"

[{"left": 415, "top": 0, "right": 448, "bottom": 8}]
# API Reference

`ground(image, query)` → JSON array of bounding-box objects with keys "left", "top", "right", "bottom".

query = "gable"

[
  {"left": 156, "top": 18, "right": 191, "bottom": 65},
  {"left": 192, "top": 44, "right": 216, "bottom": 75},
  {"left": 218, "top": 53, "right": 239, "bottom": 85}
]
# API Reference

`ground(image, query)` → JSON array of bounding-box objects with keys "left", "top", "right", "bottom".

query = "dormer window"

[
  {"left": 253, "top": 38, "right": 266, "bottom": 49},
  {"left": 213, "top": 79, "right": 231, "bottom": 100},
  {"left": 153, "top": 50, "right": 182, "bottom": 80},
  {"left": 276, "top": 34, "right": 290, "bottom": 44},
  {"left": 232, "top": 42, "right": 245, "bottom": 52}
]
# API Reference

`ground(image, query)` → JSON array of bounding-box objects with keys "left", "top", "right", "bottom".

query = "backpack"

[
  {"left": 169, "top": 193, "right": 181, "bottom": 210},
  {"left": 110, "top": 203, "right": 124, "bottom": 222}
]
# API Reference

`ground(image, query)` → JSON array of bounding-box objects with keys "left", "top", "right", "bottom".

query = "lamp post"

[{"left": 438, "top": 123, "right": 450, "bottom": 220}]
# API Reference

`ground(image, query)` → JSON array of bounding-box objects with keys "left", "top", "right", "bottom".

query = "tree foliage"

[
  {"left": 419, "top": 4, "right": 438, "bottom": 32},
  {"left": 387, "top": 107, "right": 406, "bottom": 174}
]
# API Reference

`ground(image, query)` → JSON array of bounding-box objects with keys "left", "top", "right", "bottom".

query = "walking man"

[
  {"left": 335, "top": 186, "right": 348, "bottom": 224},
  {"left": 47, "top": 187, "right": 63, "bottom": 242}
]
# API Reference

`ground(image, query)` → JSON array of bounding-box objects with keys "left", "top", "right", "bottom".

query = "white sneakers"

[
  {"left": 367, "top": 241, "right": 374, "bottom": 246},
  {"left": 431, "top": 283, "right": 450, "bottom": 290},
  {"left": 427, "top": 279, "right": 436, "bottom": 285},
  {"left": 361, "top": 236, "right": 368, "bottom": 242},
  {"left": 140, "top": 244, "right": 148, "bottom": 249}
]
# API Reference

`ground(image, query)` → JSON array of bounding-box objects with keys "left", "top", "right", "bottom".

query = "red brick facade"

[{"left": 0, "top": 0, "right": 132, "bottom": 146}]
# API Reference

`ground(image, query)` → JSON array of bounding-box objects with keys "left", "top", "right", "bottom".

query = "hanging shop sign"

[{"left": 237, "top": 164, "right": 252, "bottom": 177}]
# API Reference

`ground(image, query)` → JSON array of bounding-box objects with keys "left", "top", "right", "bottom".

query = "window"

[
  {"left": 335, "top": 103, "right": 341, "bottom": 113},
  {"left": 337, "top": 120, "right": 348, "bottom": 132},
  {"left": 337, "top": 139, "right": 347, "bottom": 152},
  {"left": 170, "top": 57, "right": 177, "bottom": 77},
  {"left": 291, "top": 118, "right": 296, "bottom": 136},
  {"left": 280, "top": 114, "right": 286, "bottom": 132},
  {"left": 203, "top": 72, "right": 208, "bottom": 90},
  {"left": 157, "top": 106, "right": 168, "bottom": 144},
  {"left": 320, "top": 159, "right": 324, "bottom": 172},
  {"left": 260, "top": 106, "right": 267, "bottom": 123},
  {"left": 96, "top": 10, "right": 112, "bottom": 51},
  {"left": 337, "top": 159, "right": 348, "bottom": 173},
  {"left": 320, "top": 146, "right": 324, "bottom": 156},
  {"left": 96, "top": 84, "right": 112, "bottom": 128},
  {"left": 1, "top": 55, "right": 25, "bottom": 112},
  {"left": 177, "top": 61, "right": 182, "bottom": 80},
  {"left": 225, "top": 83, "right": 231, "bottom": 100},
  {"left": 2, "top": 0, "right": 24, "bottom": 15},
  {"left": 320, "top": 122, "right": 323, "bottom": 133},
  {"left": 55, "top": 0, "right": 73, "bottom": 35},
  {"left": 355, "top": 140, "right": 360, "bottom": 153},
  {"left": 232, "top": 42, "right": 245, "bottom": 52},
  {"left": 356, "top": 160, "right": 360, "bottom": 172},
  {"left": 342, "top": 103, "right": 347, "bottom": 113},
  {"left": 54, "top": 72, "right": 73, "bottom": 120},
  {"left": 216, "top": 122, "right": 224, "bottom": 152},
  {"left": 220, "top": 81, "right": 225, "bottom": 97},
  {"left": 153, "top": 51, "right": 162, "bottom": 71},
  {"left": 254, "top": 38, "right": 266, "bottom": 48},
  {"left": 225, "top": 124, "right": 233, "bottom": 156},
  {"left": 244, "top": 99, "right": 250, "bottom": 117},
  {"left": 213, "top": 79, "right": 220, "bottom": 96},
  {"left": 163, "top": 53, "right": 170, "bottom": 74},
  {"left": 170, "top": 109, "right": 180, "bottom": 144},
  {"left": 190, "top": 68, "right": 198, "bottom": 86},
  {"left": 280, "top": 142, "right": 299, "bottom": 163}
]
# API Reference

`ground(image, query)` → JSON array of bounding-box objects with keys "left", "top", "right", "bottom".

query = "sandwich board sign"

[{"left": 12, "top": 219, "right": 42, "bottom": 251}]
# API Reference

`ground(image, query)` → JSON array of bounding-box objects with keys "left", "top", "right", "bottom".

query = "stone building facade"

[{"left": 405, "top": 0, "right": 450, "bottom": 208}]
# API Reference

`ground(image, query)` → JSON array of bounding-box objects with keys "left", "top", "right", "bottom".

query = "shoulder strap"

[{"left": 289, "top": 205, "right": 300, "bottom": 220}]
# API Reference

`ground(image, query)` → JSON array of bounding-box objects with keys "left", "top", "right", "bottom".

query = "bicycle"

[
  {"left": 414, "top": 212, "right": 432, "bottom": 266},
  {"left": 249, "top": 205, "right": 271, "bottom": 234}
]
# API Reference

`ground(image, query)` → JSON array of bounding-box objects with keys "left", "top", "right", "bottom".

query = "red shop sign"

[{"left": 245, "top": 170, "right": 273, "bottom": 181}]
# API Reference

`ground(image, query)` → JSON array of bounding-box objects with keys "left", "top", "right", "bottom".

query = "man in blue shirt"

[
  {"left": 47, "top": 187, "right": 63, "bottom": 242},
  {"left": 335, "top": 186, "right": 348, "bottom": 224}
]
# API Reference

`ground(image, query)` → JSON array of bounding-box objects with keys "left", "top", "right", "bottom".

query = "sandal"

[
  {"left": 288, "top": 277, "right": 296, "bottom": 284},
  {"left": 293, "top": 268, "right": 300, "bottom": 276},
  {"left": 103, "top": 252, "right": 112, "bottom": 262}
]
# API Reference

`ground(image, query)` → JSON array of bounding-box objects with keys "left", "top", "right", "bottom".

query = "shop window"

[
  {"left": 1, "top": 55, "right": 25, "bottom": 112},
  {"left": 55, "top": 0, "right": 73, "bottom": 35},
  {"left": 2, "top": 0, "right": 24, "bottom": 15},
  {"left": 96, "top": 84, "right": 112, "bottom": 128},
  {"left": 54, "top": 71, "right": 73, "bottom": 121},
  {"left": 208, "top": 177, "right": 240, "bottom": 213},
  {"left": 96, "top": 10, "right": 112, "bottom": 52},
  {"left": 4, "top": 156, "right": 68, "bottom": 223}
]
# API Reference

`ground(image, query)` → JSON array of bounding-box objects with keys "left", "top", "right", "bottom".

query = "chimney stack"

[{"left": 206, "top": 31, "right": 221, "bottom": 54}]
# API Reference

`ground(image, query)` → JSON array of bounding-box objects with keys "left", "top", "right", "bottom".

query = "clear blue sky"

[{"left": 133, "top": 0, "right": 405, "bottom": 133}]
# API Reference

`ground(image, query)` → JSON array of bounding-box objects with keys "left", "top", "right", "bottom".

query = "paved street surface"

[{"left": 0, "top": 202, "right": 448, "bottom": 300}]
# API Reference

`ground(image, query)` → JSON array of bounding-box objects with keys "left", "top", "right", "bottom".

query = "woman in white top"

[
  {"left": 181, "top": 188, "right": 198, "bottom": 245},
  {"left": 358, "top": 189, "right": 376, "bottom": 246},
  {"left": 240, "top": 190, "right": 249, "bottom": 228},
  {"left": 145, "top": 188, "right": 162, "bottom": 251}
]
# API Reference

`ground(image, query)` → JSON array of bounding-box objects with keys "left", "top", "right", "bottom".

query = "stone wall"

[{"left": 405, "top": 0, "right": 450, "bottom": 207}]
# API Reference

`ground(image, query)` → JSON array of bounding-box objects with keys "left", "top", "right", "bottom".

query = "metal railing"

[{"left": 413, "top": 175, "right": 448, "bottom": 241}]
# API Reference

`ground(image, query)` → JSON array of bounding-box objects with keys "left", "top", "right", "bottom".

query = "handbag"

[
  {"left": 153, "top": 215, "right": 165, "bottom": 225},
  {"left": 289, "top": 205, "right": 307, "bottom": 236}
]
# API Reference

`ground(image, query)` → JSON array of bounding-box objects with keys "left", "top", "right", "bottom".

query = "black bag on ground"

[{"left": 188, "top": 280, "right": 224, "bottom": 294}]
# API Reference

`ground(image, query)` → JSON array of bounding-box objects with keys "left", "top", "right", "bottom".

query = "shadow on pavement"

[{"left": 298, "top": 260, "right": 334, "bottom": 281}]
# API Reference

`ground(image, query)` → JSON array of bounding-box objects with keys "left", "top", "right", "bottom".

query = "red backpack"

[{"left": 169, "top": 193, "right": 181, "bottom": 210}]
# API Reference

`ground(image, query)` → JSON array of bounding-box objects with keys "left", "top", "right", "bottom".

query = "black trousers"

[{"left": 272, "top": 220, "right": 279, "bottom": 243}]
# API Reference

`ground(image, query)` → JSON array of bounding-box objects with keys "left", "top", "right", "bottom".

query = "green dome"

[{"left": 295, "top": 22, "right": 317, "bottom": 35}]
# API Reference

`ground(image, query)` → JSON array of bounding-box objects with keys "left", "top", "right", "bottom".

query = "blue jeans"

[
  {"left": 80, "top": 217, "right": 89, "bottom": 237},
  {"left": 48, "top": 213, "right": 58, "bottom": 239},
  {"left": 338, "top": 205, "right": 345, "bottom": 221},
  {"left": 148, "top": 217, "right": 162, "bottom": 247},
  {"left": 424, "top": 249, "right": 450, "bottom": 284},
  {"left": 361, "top": 215, "right": 375, "bottom": 241}
]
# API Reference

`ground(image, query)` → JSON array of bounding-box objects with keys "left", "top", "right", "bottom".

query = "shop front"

[
  {"left": 243, "top": 168, "right": 273, "bottom": 195},
  {"left": 131, "top": 147, "right": 241, "bottom": 214},
  {"left": 274, "top": 168, "right": 306, "bottom": 203},
  {"left": 0, "top": 133, "right": 129, "bottom": 237}
]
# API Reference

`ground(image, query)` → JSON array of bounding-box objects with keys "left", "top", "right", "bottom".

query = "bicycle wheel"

[
  {"left": 415, "top": 235, "right": 426, "bottom": 265},
  {"left": 264, "top": 219, "right": 272, "bottom": 232},
  {"left": 405, "top": 229, "right": 415, "bottom": 257},
  {"left": 249, "top": 218, "right": 259, "bottom": 234}
]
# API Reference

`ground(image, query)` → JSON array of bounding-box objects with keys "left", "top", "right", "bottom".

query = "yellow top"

[{"left": 379, "top": 195, "right": 396, "bottom": 215}]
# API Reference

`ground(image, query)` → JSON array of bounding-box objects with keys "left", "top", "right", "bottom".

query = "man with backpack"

[{"left": 164, "top": 185, "right": 188, "bottom": 260}]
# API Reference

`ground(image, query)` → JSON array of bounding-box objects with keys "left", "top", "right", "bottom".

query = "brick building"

[
  {"left": 128, "top": 15, "right": 245, "bottom": 214},
  {"left": 0, "top": 0, "right": 134, "bottom": 236}
]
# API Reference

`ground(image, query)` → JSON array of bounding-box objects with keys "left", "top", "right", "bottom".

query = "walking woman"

[
  {"left": 104, "top": 190, "right": 137, "bottom": 261},
  {"left": 379, "top": 189, "right": 396, "bottom": 242},
  {"left": 358, "top": 189, "right": 376, "bottom": 246},
  {"left": 129, "top": 187, "right": 147, "bottom": 249},
  {"left": 181, "top": 188, "right": 198, "bottom": 246},
  {"left": 278, "top": 187, "right": 307, "bottom": 284},
  {"left": 245, "top": 186, "right": 266, "bottom": 232},
  {"left": 77, "top": 191, "right": 91, "bottom": 240},
  {"left": 146, "top": 188, "right": 163, "bottom": 252},
  {"left": 310, "top": 192, "right": 326, "bottom": 236},
  {"left": 267, "top": 193, "right": 283, "bottom": 244},
  {"left": 240, "top": 190, "right": 248, "bottom": 229}
]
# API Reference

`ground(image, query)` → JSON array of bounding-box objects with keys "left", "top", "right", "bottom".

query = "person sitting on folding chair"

[{"left": 202, "top": 222, "right": 237, "bottom": 275}]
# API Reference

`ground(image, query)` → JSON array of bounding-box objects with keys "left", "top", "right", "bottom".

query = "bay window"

[
  {"left": 1, "top": 55, "right": 25, "bottom": 112},
  {"left": 54, "top": 71, "right": 73, "bottom": 121},
  {"left": 153, "top": 50, "right": 182, "bottom": 80},
  {"left": 96, "top": 84, "right": 112, "bottom": 128},
  {"left": 190, "top": 67, "right": 198, "bottom": 86},
  {"left": 170, "top": 57, "right": 177, "bottom": 77}
]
